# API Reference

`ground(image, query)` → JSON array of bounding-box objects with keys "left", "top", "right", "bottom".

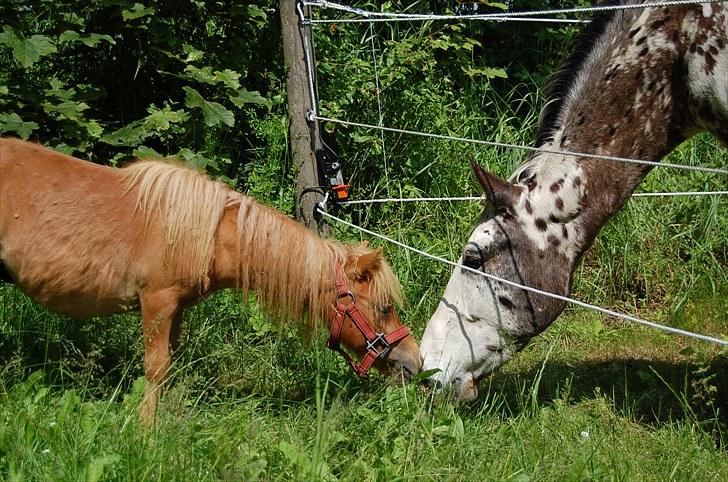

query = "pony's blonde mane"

[
  {"left": 234, "top": 195, "right": 404, "bottom": 331},
  {"left": 119, "top": 159, "right": 403, "bottom": 332},
  {"left": 122, "top": 161, "right": 230, "bottom": 287}
]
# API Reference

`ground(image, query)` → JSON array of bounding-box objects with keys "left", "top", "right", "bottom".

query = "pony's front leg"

[{"left": 139, "top": 289, "right": 183, "bottom": 425}]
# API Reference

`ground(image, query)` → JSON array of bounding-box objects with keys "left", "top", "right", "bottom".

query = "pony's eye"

[{"left": 380, "top": 304, "right": 393, "bottom": 315}]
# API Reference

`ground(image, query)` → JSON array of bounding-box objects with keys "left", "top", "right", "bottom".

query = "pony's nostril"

[{"left": 401, "top": 365, "right": 414, "bottom": 382}]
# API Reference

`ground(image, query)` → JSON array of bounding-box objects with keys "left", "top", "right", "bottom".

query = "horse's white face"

[
  {"left": 421, "top": 161, "right": 581, "bottom": 400},
  {"left": 420, "top": 219, "right": 520, "bottom": 400}
]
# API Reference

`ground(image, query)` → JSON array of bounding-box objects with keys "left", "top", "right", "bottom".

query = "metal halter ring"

[{"left": 336, "top": 290, "right": 355, "bottom": 304}]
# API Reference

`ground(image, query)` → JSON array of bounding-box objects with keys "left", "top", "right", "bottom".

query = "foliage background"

[{"left": 1, "top": 1, "right": 727, "bottom": 480}]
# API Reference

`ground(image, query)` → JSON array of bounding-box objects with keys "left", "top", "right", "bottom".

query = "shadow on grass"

[{"left": 481, "top": 355, "right": 728, "bottom": 428}]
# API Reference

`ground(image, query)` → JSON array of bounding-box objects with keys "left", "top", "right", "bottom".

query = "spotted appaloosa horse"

[
  {"left": 0, "top": 138, "right": 421, "bottom": 422},
  {"left": 421, "top": 0, "right": 728, "bottom": 400}
]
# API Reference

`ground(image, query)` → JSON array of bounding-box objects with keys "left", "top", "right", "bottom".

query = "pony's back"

[{"left": 0, "top": 139, "right": 231, "bottom": 317}]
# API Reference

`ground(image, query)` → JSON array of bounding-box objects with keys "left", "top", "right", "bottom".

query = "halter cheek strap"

[{"left": 327, "top": 261, "right": 410, "bottom": 377}]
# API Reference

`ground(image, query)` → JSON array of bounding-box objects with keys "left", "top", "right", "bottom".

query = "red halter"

[{"left": 327, "top": 261, "right": 410, "bottom": 377}]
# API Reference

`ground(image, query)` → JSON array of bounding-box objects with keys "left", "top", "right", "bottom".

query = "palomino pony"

[
  {"left": 421, "top": 1, "right": 727, "bottom": 400},
  {"left": 0, "top": 138, "right": 421, "bottom": 421}
]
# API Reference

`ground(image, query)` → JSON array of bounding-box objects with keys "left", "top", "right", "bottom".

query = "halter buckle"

[{"left": 366, "top": 332, "right": 390, "bottom": 355}]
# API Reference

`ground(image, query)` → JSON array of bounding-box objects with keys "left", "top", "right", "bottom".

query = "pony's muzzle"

[{"left": 383, "top": 338, "right": 422, "bottom": 384}]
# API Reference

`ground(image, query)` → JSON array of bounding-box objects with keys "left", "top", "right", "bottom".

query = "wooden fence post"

[{"left": 280, "top": 0, "right": 329, "bottom": 234}]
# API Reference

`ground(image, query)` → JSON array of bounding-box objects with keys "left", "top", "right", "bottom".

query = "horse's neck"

[{"left": 523, "top": 5, "right": 722, "bottom": 259}]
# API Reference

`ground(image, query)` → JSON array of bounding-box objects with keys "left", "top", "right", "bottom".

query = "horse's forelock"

[
  {"left": 374, "top": 258, "right": 404, "bottom": 308},
  {"left": 349, "top": 244, "right": 404, "bottom": 309}
]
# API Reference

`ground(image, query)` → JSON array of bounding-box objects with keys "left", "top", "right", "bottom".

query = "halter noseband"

[{"left": 327, "top": 261, "right": 410, "bottom": 377}]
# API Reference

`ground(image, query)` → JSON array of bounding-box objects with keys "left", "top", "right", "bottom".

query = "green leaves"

[
  {"left": 102, "top": 105, "right": 188, "bottom": 146},
  {"left": 463, "top": 66, "right": 508, "bottom": 79},
  {"left": 144, "top": 105, "right": 188, "bottom": 130},
  {"left": 183, "top": 87, "right": 235, "bottom": 127},
  {"left": 42, "top": 100, "right": 89, "bottom": 122},
  {"left": 244, "top": 5, "right": 268, "bottom": 27},
  {"left": 175, "top": 147, "right": 227, "bottom": 170},
  {"left": 229, "top": 88, "right": 271, "bottom": 108},
  {"left": 1, "top": 0, "right": 278, "bottom": 176},
  {"left": 0, "top": 27, "right": 56, "bottom": 68},
  {"left": 182, "top": 63, "right": 270, "bottom": 112},
  {"left": 122, "top": 3, "right": 156, "bottom": 21},
  {"left": 278, "top": 441, "right": 334, "bottom": 481},
  {"left": 58, "top": 31, "right": 115, "bottom": 47},
  {"left": 215, "top": 69, "right": 242, "bottom": 90},
  {"left": 184, "top": 65, "right": 218, "bottom": 85},
  {"left": 0, "top": 113, "right": 38, "bottom": 139},
  {"left": 85, "top": 454, "right": 120, "bottom": 482},
  {"left": 483, "top": 2, "right": 509, "bottom": 10}
]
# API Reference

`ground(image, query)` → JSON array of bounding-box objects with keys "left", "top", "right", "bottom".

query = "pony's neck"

[{"left": 211, "top": 197, "right": 342, "bottom": 327}]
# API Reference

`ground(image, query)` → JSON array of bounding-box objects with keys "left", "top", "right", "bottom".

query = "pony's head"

[
  {"left": 231, "top": 197, "right": 420, "bottom": 381},
  {"left": 333, "top": 244, "right": 422, "bottom": 382},
  {"left": 421, "top": 161, "right": 581, "bottom": 400}
]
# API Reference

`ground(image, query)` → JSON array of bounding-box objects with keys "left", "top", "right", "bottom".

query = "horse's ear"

[
  {"left": 346, "top": 248, "right": 382, "bottom": 281},
  {"left": 470, "top": 160, "right": 522, "bottom": 208}
]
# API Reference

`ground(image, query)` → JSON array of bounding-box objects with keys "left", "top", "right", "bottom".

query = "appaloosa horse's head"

[{"left": 421, "top": 1, "right": 728, "bottom": 400}]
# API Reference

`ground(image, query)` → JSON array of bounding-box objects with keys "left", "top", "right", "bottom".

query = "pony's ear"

[
  {"left": 346, "top": 248, "right": 382, "bottom": 281},
  {"left": 470, "top": 160, "right": 522, "bottom": 208}
]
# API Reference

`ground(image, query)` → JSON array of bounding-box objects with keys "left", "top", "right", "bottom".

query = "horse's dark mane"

[{"left": 535, "top": 0, "right": 644, "bottom": 147}]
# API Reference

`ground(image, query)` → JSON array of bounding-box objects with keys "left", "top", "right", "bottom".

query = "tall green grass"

[{"left": 1, "top": 318, "right": 727, "bottom": 480}]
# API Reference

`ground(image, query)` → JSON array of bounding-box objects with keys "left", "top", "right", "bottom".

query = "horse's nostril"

[{"left": 428, "top": 378, "right": 444, "bottom": 390}]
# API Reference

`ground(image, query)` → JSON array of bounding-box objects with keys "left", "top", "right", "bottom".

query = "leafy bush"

[{"left": 0, "top": 0, "right": 280, "bottom": 180}]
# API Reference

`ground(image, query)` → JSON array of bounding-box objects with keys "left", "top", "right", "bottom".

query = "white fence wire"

[
  {"left": 312, "top": 115, "right": 728, "bottom": 176},
  {"left": 304, "top": 0, "right": 726, "bottom": 24},
  {"left": 341, "top": 191, "right": 728, "bottom": 205}
]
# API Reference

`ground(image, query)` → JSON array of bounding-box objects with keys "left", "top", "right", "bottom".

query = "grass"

[{"left": 2, "top": 252, "right": 727, "bottom": 481}]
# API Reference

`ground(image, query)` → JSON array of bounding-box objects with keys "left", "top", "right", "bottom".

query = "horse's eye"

[
  {"left": 462, "top": 244, "right": 484, "bottom": 270},
  {"left": 380, "top": 305, "right": 393, "bottom": 315}
]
